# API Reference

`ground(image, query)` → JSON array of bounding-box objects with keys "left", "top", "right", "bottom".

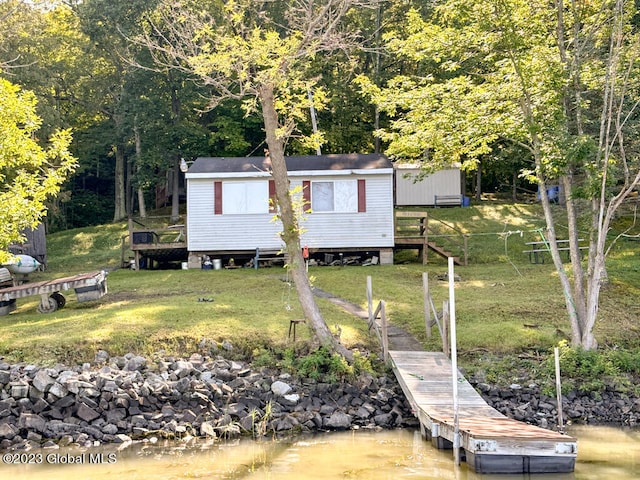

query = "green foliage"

[
  {"left": 468, "top": 353, "right": 542, "bottom": 386},
  {"left": 0, "top": 79, "right": 77, "bottom": 263},
  {"left": 541, "top": 342, "right": 640, "bottom": 395},
  {"left": 294, "top": 347, "right": 353, "bottom": 382},
  {"left": 358, "top": 0, "right": 640, "bottom": 352},
  {"left": 607, "top": 349, "right": 640, "bottom": 374},
  {"left": 251, "top": 347, "right": 279, "bottom": 369},
  {"left": 253, "top": 345, "right": 376, "bottom": 383},
  {"left": 62, "top": 190, "right": 115, "bottom": 230},
  {"left": 552, "top": 342, "right": 617, "bottom": 393}
]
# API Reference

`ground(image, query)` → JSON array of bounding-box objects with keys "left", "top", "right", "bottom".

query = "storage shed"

[
  {"left": 185, "top": 153, "right": 395, "bottom": 266},
  {"left": 9, "top": 224, "right": 47, "bottom": 268},
  {"left": 394, "top": 164, "right": 465, "bottom": 207}
]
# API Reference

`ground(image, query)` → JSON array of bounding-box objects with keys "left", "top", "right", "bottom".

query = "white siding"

[
  {"left": 395, "top": 167, "right": 462, "bottom": 206},
  {"left": 187, "top": 179, "right": 283, "bottom": 251},
  {"left": 187, "top": 174, "right": 394, "bottom": 252},
  {"left": 297, "top": 175, "right": 394, "bottom": 248}
]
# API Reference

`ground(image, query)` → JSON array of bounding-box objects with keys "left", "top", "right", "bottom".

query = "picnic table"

[{"left": 523, "top": 239, "right": 588, "bottom": 264}]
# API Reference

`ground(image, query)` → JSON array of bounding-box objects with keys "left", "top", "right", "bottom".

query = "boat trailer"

[{"left": 0, "top": 270, "right": 108, "bottom": 315}]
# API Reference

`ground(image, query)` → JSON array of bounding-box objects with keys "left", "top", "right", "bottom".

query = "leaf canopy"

[{"left": 0, "top": 79, "right": 77, "bottom": 264}]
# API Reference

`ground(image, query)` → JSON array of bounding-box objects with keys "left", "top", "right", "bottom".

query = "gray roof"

[{"left": 189, "top": 153, "right": 392, "bottom": 174}]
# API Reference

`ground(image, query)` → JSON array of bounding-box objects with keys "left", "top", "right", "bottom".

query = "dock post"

[
  {"left": 423, "top": 272, "right": 431, "bottom": 338},
  {"left": 448, "top": 257, "right": 461, "bottom": 466},
  {"left": 367, "top": 276, "right": 373, "bottom": 325},
  {"left": 380, "top": 300, "right": 388, "bottom": 363},
  {"left": 554, "top": 347, "right": 565, "bottom": 432}
]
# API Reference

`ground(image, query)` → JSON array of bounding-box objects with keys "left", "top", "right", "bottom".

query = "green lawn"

[{"left": 1, "top": 202, "right": 638, "bottom": 373}]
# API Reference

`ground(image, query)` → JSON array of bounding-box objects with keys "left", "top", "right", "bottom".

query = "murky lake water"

[{"left": 3, "top": 425, "right": 638, "bottom": 479}]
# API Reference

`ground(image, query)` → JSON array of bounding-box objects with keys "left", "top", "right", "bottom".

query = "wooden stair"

[
  {"left": 394, "top": 211, "right": 468, "bottom": 265},
  {"left": 426, "top": 241, "right": 462, "bottom": 265}
]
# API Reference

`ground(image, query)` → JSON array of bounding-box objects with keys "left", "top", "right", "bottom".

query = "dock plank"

[{"left": 389, "top": 350, "right": 576, "bottom": 474}]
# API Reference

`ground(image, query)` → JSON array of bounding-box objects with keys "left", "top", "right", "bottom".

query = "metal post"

[
  {"left": 448, "top": 257, "right": 460, "bottom": 466},
  {"left": 367, "top": 275, "right": 373, "bottom": 325},
  {"left": 423, "top": 272, "right": 431, "bottom": 337},
  {"left": 555, "top": 347, "right": 565, "bottom": 433},
  {"left": 442, "top": 300, "right": 449, "bottom": 357}
]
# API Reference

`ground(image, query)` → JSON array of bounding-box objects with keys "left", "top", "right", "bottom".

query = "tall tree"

[
  {"left": 138, "top": 0, "right": 378, "bottom": 359},
  {"left": 6, "top": 3, "right": 105, "bottom": 231},
  {"left": 358, "top": 0, "right": 640, "bottom": 350},
  {"left": 75, "top": 0, "right": 217, "bottom": 223}
]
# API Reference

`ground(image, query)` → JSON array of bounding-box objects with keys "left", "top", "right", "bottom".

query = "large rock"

[
  {"left": 271, "top": 381, "right": 292, "bottom": 396},
  {"left": 94, "top": 350, "right": 110, "bottom": 364},
  {"left": 49, "top": 382, "right": 69, "bottom": 399},
  {"left": 324, "top": 411, "right": 352, "bottom": 430},
  {"left": 0, "top": 423, "right": 18, "bottom": 440},
  {"left": 0, "top": 370, "right": 11, "bottom": 385},
  {"left": 125, "top": 356, "right": 147, "bottom": 372},
  {"left": 10, "top": 382, "right": 29, "bottom": 399},
  {"left": 18, "top": 413, "right": 47, "bottom": 433},
  {"left": 32, "top": 370, "right": 55, "bottom": 393},
  {"left": 76, "top": 402, "right": 101, "bottom": 422},
  {"left": 200, "top": 421, "right": 217, "bottom": 437}
]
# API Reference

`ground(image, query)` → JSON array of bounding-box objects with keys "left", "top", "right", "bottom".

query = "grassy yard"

[{"left": 1, "top": 202, "right": 639, "bottom": 382}]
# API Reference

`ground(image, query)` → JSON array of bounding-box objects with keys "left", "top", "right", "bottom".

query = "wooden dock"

[{"left": 389, "top": 350, "right": 577, "bottom": 474}]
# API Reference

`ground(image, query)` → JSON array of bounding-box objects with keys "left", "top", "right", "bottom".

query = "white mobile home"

[
  {"left": 185, "top": 154, "right": 395, "bottom": 266},
  {"left": 394, "top": 164, "right": 465, "bottom": 206}
]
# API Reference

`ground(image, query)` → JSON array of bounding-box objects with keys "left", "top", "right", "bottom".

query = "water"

[{"left": 3, "top": 425, "right": 638, "bottom": 479}]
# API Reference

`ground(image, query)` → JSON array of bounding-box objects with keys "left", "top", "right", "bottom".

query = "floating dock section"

[{"left": 389, "top": 351, "right": 577, "bottom": 474}]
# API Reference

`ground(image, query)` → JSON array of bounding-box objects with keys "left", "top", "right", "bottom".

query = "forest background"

[{"left": 2, "top": 0, "right": 532, "bottom": 232}]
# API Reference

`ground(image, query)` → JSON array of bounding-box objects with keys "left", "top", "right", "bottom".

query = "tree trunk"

[
  {"left": 134, "top": 114, "right": 147, "bottom": 218},
  {"left": 170, "top": 83, "right": 181, "bottom": 223},
  {"left": 475, "top": 159, "right": 482, "bottom": 201},
  {"left": 259, "top": 83, "right": 352, "bottom": 361},
  {"left": 171, "top": 156, "right": 181, "bottom": 222},
  {"left": 113, "top": 144, "right": 127, "bottom": 222}
]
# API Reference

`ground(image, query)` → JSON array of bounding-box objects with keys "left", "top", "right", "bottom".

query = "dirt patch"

[{"left": 313, "top": 287, "right": 424, "bottom": 351}]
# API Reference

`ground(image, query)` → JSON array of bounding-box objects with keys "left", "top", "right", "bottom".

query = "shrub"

[{"left": 544, "top": 341, "right": 633, "bottom": 394}]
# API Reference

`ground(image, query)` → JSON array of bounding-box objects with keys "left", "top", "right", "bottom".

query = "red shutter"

[
  {"left": 214, "top": 181, "right": 222, "bottom": 215},
  {"left": 358, "top": 179, "right": 366, "bottom": 212},
  {"left": 303, "top": 180, "right": 311, "bottom": 212},
  {"left": 269, "top": 180, "right": 276, "bottom": 213}
]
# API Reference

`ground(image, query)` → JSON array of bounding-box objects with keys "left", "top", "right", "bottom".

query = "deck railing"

[
  {"left": 128, "top": 216, "right": 187, "bottom": 247},
  {"left": 124, "top": 216, "right": 188, "bottom": 269},
  {"left": 395, "top": 211, "right": 468, "bottom": 265}
]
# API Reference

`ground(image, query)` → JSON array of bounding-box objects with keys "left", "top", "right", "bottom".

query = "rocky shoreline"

[
  {"left": 0, "top": 349, "right": 638, "bottom": 451},
  {"left": 471, "top": 377, "right": 640, "bottom": 429},
  {"left": 0, "top": 349, "right": 418, "bottom": 451}
]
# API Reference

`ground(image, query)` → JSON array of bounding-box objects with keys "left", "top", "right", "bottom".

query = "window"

[
  {"left": 306, "top": 179, "right": 366, "bottom": 213},
  {"left": 311, "top": 181, "right": 336, "bottom": 212},
  {"left": 214, "top": 181, "right": 269, "bottom": 214}
]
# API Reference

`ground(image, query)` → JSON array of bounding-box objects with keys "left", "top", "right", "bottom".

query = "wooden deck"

[
  {"left": 394, "top": 211, "right": 468, "bottom": 265},
  {"left": 389, "top": 350, "right": 577, "bottom": 474},
  {"left": 126, "top": 218, "right": 188, "bottom": 269}
]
